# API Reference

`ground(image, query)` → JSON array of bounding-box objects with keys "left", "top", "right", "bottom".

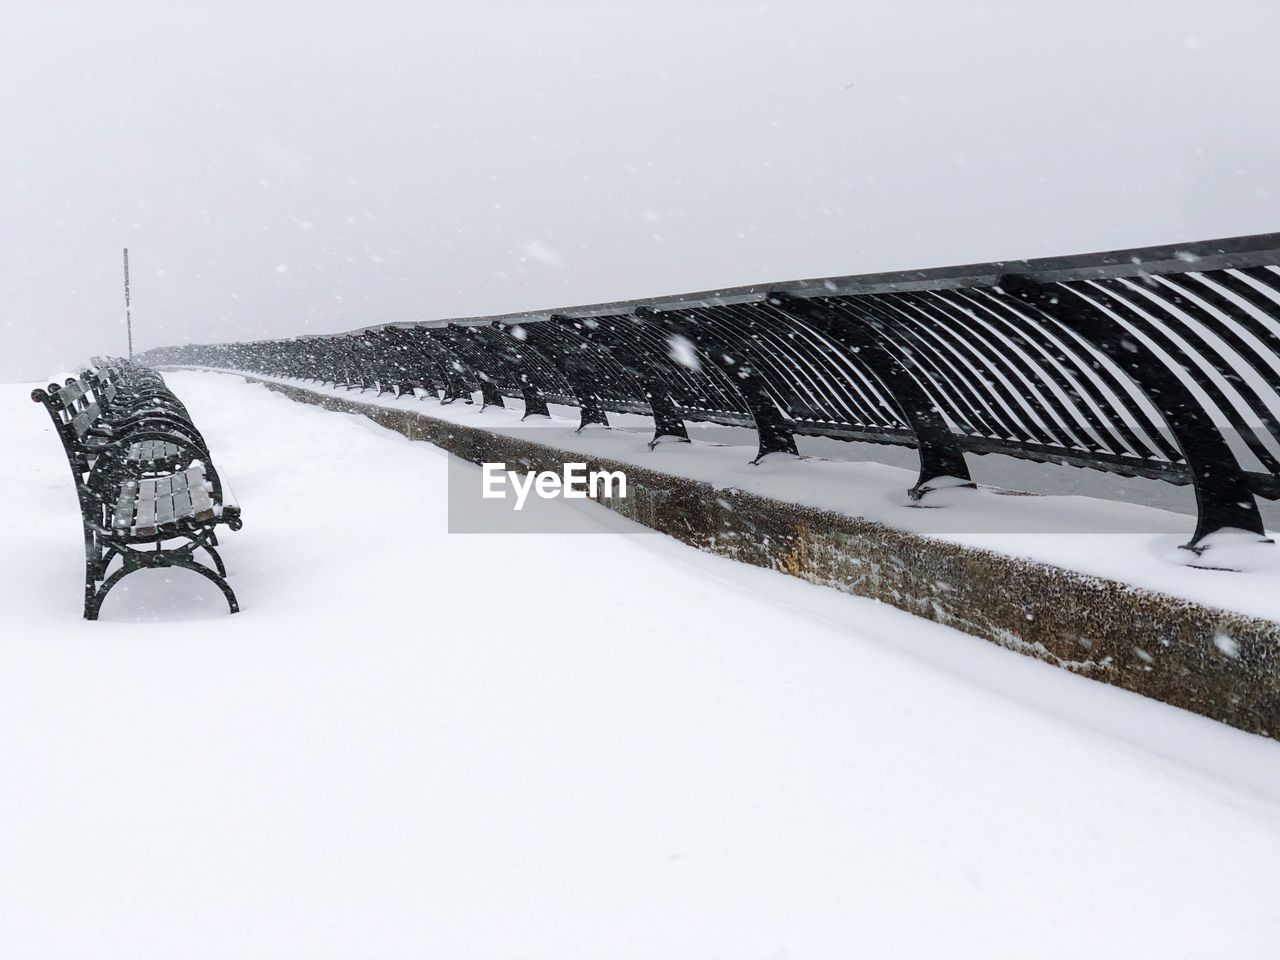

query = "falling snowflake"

[{"left": 667, "top": 334, "right": 700, "bottom": 371}]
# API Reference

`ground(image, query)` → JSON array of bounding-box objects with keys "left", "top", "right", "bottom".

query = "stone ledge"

[{"left": 247, "top": 375, "right": 1280, "bottom": 739}]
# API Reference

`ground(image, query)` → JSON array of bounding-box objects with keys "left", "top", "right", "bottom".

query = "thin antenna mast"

[{"left": 123, "top": 248, "right": 133, "bottom": 359}]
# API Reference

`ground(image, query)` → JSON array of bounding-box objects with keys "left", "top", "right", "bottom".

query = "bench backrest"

[
  {"left": 81, "top": 363, "right": 120, "bottom": 407},
  {"left": 31, "top": 383, "right": 100, "bottom": 498},
  {"left": 45, "top": 378, "right": 104, "bottom": 440},
  {"left": 69, "top": 401, "right": 103, "bottom": 440}
]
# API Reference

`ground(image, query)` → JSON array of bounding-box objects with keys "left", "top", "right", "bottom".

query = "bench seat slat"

[
  {"left": 133, "top": 496, "right": 157, "bottom": 537},
  {"left": 126, "top": 439, "right": 183, "bottom": 462},
  {"left": 112, "top": 482, "right": 137, "bottom": 532},
  {"left": 189, "top": 481, "right": 215, "bottom": 521},
  {"left": 154, "top": 493, "right": 176, "bottom": 528}
]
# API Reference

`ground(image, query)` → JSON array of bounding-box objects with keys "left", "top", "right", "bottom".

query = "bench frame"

[{"left": 32, "top": 369, "right": 243, "bottom": 620}]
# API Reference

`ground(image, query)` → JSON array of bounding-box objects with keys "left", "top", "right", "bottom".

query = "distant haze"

[{"left": 3, "top": 0, "right": 1278, "bottom": 381}]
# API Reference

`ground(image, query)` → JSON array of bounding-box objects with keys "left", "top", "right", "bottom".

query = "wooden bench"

[{"left": 32, "top": 360, "right": 243, "bottom": 619}]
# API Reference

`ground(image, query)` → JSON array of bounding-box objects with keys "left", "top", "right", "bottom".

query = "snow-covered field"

[{"left": 4, "top": 370, "right": 1280, "bottom": 959}]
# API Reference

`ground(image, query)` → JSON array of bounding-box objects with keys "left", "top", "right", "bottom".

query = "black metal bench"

[{"left": 32, "top": 359, "right": 243, "bottom": 619}]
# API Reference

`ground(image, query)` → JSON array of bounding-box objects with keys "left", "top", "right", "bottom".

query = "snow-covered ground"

[{"left": 4, "top": 370, "right": 1280, "bottom": 959}]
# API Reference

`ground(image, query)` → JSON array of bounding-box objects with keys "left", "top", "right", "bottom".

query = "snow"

[{"left": 4, "top": 370, "right": 1280, "bottom": 958}]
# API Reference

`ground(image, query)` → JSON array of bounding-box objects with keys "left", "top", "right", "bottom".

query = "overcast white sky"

[{"left": 3, "top": 0, "right": 1278, "bottom": 381}]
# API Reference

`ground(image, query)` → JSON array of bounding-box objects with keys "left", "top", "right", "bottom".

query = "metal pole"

[{"left": 123, "top": 248, "right": 133, "bottom": 359}]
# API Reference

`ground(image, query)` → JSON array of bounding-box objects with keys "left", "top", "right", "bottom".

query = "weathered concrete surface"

[{"left": 249, "top": 375, "right": 1280, "bottom": 739}]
